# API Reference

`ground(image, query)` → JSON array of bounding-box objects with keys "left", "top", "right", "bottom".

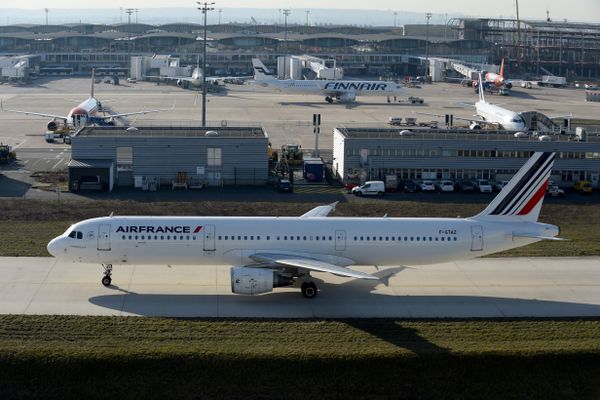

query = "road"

[{"left": 1, "top": 256, "right": 599, "bottom": 318}]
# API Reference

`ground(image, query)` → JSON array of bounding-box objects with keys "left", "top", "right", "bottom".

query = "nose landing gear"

[{"left": 101, "top": 264, "right": 113, "bottom": 287}]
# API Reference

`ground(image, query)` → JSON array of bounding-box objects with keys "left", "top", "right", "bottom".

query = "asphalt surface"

[{"left": 2, "top": 256, "right": 599, "bottom": 317}]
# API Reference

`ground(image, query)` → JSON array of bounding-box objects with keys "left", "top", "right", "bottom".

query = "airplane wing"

[
  {"left": 1, "top": 101, "right": 67, "bottom": 120},
  {"left": 300, "top": 202, "right": 338, "bottom": 218},
  {"left": 414, "top": 111, "right": 495, "bottom": 126},
  {"left": 145, "top": 75, "right": 193, "bottom": 82},
  {"left": 249, "top": 253, "right": 378, "bottom": 280},
  {"left": 95, "top": 103, "right": 175, "bottom": 119}
]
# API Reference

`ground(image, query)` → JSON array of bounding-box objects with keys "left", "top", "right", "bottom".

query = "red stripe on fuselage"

[{"left": 517, "top": 180, "right": 549, "bottom": 216}]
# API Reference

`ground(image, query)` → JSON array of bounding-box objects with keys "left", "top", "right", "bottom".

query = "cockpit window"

[{"left": 68, "top": 230, "right": 83, "bottom": 239}]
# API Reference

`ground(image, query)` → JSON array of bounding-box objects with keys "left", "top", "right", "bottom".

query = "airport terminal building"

[
  {"left": 332, "top": 127, "right": 600, "bottom": 187},
  {"left": 68, "top": 126, "right": 269, "bottom": 192}
]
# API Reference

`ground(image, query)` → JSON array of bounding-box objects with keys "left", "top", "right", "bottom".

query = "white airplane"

[
  {"left": 1, "top": 69, "right": 171, "bottom": 132},
  {"left": 47, "top": 152, "right": 562, "bottom": 298},
  {"left": 421, "top": 74, "right": 526, "bottom": 130},
  {"left": 252, "top": 58, "right": 404, "bottom": 103},
  {"left": 148, "top": 56, "right": 250, "bottom": 89}
]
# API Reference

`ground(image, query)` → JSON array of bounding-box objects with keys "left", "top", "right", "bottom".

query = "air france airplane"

[
  {"left": 252, "top": 58, "right": 404, "bottom": 103},
  {"left": 420, "top": 73, "right": 526, "bottom": 130},
  {"left": 1, "top": 69, "right": 171, "bottom": 131},
  {"left": 47, "top": 152, "right": 562, "bottom": 298}
]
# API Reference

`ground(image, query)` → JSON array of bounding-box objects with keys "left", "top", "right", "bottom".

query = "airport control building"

[
  {"left": 68, "top": 125, "right": 269, "bottom": 192},
  {"left": 332, "top": 127, "right": 600, "bottom": 187}
]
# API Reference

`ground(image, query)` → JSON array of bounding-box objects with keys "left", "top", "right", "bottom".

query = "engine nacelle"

[
  {"left": 469, "top": 122, "right": 483, "bottom": 130},
  {"left": 505, "top": 82, "right": 513, "bottom": 89},
  {"left": 176, "top": 79, "right": 184, "bottom": 87},
  {"left": 47, "top": 120, "right": 58, "bottom": 131},
  {"left": 230, "top": 266, "right": 294, "bottom": 295},
  {"left": 337, "top": 92, "right": 356, "bottom": 103}
]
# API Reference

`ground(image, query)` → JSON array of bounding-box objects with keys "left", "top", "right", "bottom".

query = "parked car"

[
  {"left": 495, "top": 180, "right": 509, "bottom": 192},
  {"left": 126, "top": 77, "right": 137, "bottom": 83},
  {"left": 276, "top": 178, "right": 293, "bottom": 193},
  {"left": 546, "top": 184, "right": 565, "bottom": 197},
  {"left": 573, "top": 180, "right": 593, "bottom": 194},
  {"left": 455, "top": 180, "right": 476, "bottom": 193},
  {"left": 400, "top": 180, "right": 419, "bottom": 193},
  {"left": 436, "top": 180, "right": 455, "bottom": 192},
  {"left": 476, "top": 179, "right": 493, "bottom": 193},
  {"left": 352, "top": 181, "right": 385, "bottom": 197},
  {"left": 420, "top": 180, "right": 436, "bottom": 192}
]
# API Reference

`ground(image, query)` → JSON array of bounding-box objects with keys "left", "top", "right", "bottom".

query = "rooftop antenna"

[{"left": 546, "top": 10, "right": 551, "bottom": 22}]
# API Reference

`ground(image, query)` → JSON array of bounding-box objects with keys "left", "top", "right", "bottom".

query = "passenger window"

[
  {"left": 257, "top": 236, "right": 261, "bottom": 240},
  {"left": 284, "top": 236, "right": 287, "bottom": 240},
  {"left": 237, "top": 236, "right": 241, "bottom": 240},
  {"left": 244, "top": 236, "right": 247, "bottom": 240},
  {"left": 290, "top": 236, "right": 294, "bottom": 241},
  {"left": 122, "top": 235, "right": 125, "bottom": 240},
  {"left": 416, "top": 237, "right": 420, "bottom": 241},
  {"left": 129, "top": 235, "right": 132, "bottom": 240},
  {"left": 441, "top": 237, "right": 445, "bottom": 241},
  {"left": 404, "top": 237, "right": 408, "bottom": 241},
  {"left": 173, "top": 236, "right": 177, "bottom": 241},
  {"left": 135, "top": 236, "right": 138, "bottom": 240},
  {"left": 250, "top": 236, "right": 254, "bottom": 240},
  {"left": 167, "top": 236, "right": 171, "bottom": 240},
  {"left": 329, "top": 236, "right": 332, "bottom": 241},
  {"left": 180, "top": 236, "right": 183, "bottom": 240},
  {"left": 379, "top": 237, "right": 383, "bottom": 241},
  {"left": 186, "top": 236, "right": 189, "bottom": 240},
  {"left": 141, "top": 235, "right": 145, "bottom": 240},
  {"left": 161, "top": 236, "right": 164, "bottom": 240},
  {"left": 218, "top": 236, "right": 222, "bottom": 240},
  {"left": 277, "top": 236, "right": 280, "bottom": 240},
  {"left": 267, "top": 236, "right": 270, "bottom": 240},
  {"left": 297, "top": 236, "right": 300, "bottom": 240}
]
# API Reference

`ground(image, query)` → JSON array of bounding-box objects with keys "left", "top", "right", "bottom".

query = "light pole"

[
  {"left": 305, "top": 10, "right": 310, "bottom": 26},
  {"left": 218, "top": 9, "right": 222, "bottom": 24},
  {"left": 120, "top": 7, "right": 123, "bottom": 24},
  {"left": 282, "top": 9, "right": 291, "bottom": 47},
  {"left": 44, "top": 8, "right": 49, "bottom": 25},
  {"left": 198, "top": 2, "right": 215, "bottom": 127},
  {"left": 425, "top": 12, "right": 432, "bottom": 79},
  {"left": 393, "top": 11, "right": 397, "bottom": 28}
]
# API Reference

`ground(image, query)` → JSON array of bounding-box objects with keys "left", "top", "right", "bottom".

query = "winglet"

[
  {"left": 499, "top": 58, "right": 505, "bottom": 79},
  {"left": 300, "top": 202, "right": 339, "bottom": 218},
  {"left": 478, "top": 73, "right": 486, "bottom": 103},
  {"left": 91, "top": 68, "right": 96, "bottom": 98}
]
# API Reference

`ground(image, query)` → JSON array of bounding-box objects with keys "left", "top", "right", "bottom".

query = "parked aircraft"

[
  {"left": 148, "top": 56, "right": 250, "bottom": 89},
  {"left": 47, "top": 152, "right": 562, "bottom": 298},
  {"left": 1, "top": 69, "right": 171, "bottom": 131},
  {"left": 420, "top": 74, "right": 527, "bottom": 130},
  {"left": 252, "top": 58, "right": 404, "bottom": 103}
]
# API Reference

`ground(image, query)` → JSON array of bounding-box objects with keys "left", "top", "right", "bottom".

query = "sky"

[{"left": 1, "top": 0, "right": 599, "bottom": 24}]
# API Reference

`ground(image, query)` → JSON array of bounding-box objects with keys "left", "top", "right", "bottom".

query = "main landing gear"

[
  {"left": 301, "top": 281, "right": 318, "bottom": 298},
  {"left": 325, "top": 96, "right": 333, "bottom": 104},
  {"left": 101, "top": 264, "right": 112, "bottom": 287}
]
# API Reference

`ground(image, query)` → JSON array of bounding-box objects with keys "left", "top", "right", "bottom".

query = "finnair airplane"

[
  {"left": 1, "top": 69, "right": 171, "bottom": 132},
  {"left": 421, "top": 74, "right": 526, "bottom": 130},
  {"left": 252, "top": 58, "right": 404, "bottom": 103},
  {"left": 47, "top": 152, "right": 562, "bottom": 298}
]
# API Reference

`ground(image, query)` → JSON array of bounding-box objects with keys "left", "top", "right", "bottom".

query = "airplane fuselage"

[
  {"left": 261, "top": 79, "right": 404, "bottom": 99},
  {"left": 47, "top": 215, "right": 553, "bottom": 268},
  {"left": 66, "top": 97, "right": 99, "bottom": 127},
  {"left": 475, "top": 100, "right": 526, "bottom": 131}
]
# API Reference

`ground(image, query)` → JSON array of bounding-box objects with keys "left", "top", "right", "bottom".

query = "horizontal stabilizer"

[{"left": 513, "top": 233, "right": 567, "bottom": 241}]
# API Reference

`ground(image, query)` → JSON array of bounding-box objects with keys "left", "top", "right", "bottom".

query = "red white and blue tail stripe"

[{"left": 476, "top": 152, "right": 555, "bottom": 221}]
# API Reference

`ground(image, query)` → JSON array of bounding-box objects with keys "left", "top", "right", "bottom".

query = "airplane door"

[
  {"left": 98, "top": 224, "right": 111, "bottom": 251},
  {"left": 335, "top": 230, "right": 346, "bottom": 251},
  {"left": 471, "top": 225, "right": 483, "bottom": 251},
  {"left": 203, "top": 224, "right": 215, "bottom": 251}
]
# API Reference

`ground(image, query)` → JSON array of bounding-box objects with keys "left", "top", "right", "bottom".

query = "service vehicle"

[
  {"left": 351, "top": 181, "right": 385, "bottom": 197},
  {"left": 546, "top": 184, "right": 565, "bottom": 197},
  {"left": 573, "top": 180, "right": 593, "bottom": 194}
]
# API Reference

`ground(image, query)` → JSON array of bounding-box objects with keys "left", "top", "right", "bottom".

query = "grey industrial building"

[
  {"left": 332, "top": 127, "right": 600, "bottom": 187},
  {"left": 68, "top": 126, "right": 269, "bottom": 192}
]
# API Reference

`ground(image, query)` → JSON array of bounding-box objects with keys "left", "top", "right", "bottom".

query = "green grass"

[
  {"left": 0, "top": 199, "right": 598, "bottom": 257},
  {"left": 1, "top": 316, "right": 600, "bottom": 399}
]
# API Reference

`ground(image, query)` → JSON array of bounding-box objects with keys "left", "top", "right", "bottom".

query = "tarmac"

[{"left": 1, "top": 256, "right": 599, "bottom": 318}]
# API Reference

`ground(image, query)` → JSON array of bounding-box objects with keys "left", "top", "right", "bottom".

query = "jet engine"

[
  {"left": 176, "top": 79, "right": 184, "bottom": 87},
  {"left": 230, "top": 266, "right": 294, "bottom": 295},
  {"left": 469, "top": 122, "right": 483, "bottom": 130},
  {"left": 505, "top": 82, "right": 513, "bottom": 89},
  {"left": 47, "top": 120, "right": 58, "bottom": 131},
  {"left": 338, "top": 92, "right": 356, "bottom": 103}
]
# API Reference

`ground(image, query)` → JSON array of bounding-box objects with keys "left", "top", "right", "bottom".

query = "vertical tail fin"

[
  {"left": 252, "top": 58, "right": 275, "bottom": 81},
  {"left": 90, "top": 68, "right": 95, "bottom": 98},
  {"left": 474, "top": 152, "right": 555, "bottom": 222},
  {"left": 478, "top": 73, "right": 486, "bottom": 103},
  {"left": 499, "top": 58, "right": 505, "bottom": 78}
]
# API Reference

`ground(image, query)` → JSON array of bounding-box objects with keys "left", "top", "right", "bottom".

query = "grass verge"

[
  {"left": 0, "top": 316, "right": 599, "bottom": 399},
  {"left": 0, "top": 199, "right": 598, "bottom": 257}
]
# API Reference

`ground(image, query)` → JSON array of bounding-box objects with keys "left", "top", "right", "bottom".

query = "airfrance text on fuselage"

[
  {"left": 323, "top": 82, "right": 388, "bottom": 91},
  {"left": 116, "top": 226, "right": 202, "bottom": 234}
]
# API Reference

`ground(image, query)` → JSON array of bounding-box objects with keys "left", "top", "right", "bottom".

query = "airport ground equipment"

[{"left": 0, "top": 143, "right": 16, "bottom": 164}]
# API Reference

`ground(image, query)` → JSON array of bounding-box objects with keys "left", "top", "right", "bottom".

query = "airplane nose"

[{"left": 47, "top": 237, "right": 61, "bottom": 257}]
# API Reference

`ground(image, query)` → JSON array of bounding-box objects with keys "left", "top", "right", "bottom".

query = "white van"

[{"left": 351, "top": 181, "right": 385, "bottom": 197}]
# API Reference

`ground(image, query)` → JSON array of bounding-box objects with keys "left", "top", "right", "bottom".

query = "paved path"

[{"left": 1, "top": 256, "right": 599, "bottom": 318}]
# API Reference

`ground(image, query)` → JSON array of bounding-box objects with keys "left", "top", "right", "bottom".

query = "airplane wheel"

[
  {"left": 101, "top": 275, "right": 112, "bottom": 287},
  {"left": 325, "top": 96, "right": 333, "bottom": 104},
  {"left": 301, "top": 282, "right": 318, "bottom": 298}
]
